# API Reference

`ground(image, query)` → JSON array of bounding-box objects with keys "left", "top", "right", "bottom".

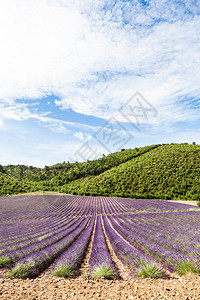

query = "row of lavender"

[
  {"left": 5, "top": 211, "right": 200, "bottom": 279},
  {"left": 0, "top": 195, "right": 199, "bottom": 279},
  {"left": 1, "top": 195, "right": 195, "bottom": 252},
  {"left": 99, "top": 196, "right": 196, "bottom": 214},
  {"left": 0, "top": 195, "right": 96, "bottom": 222},
  {"left": 0, "top": 195, "right": 97, "bottom": 245},
  {"left": 0, "top": 194, "right": 195, "bottom": 222},
  {"left": 1, "top": 195, "right": 192, "bottom": 249},
  {"left": 0, "top": 195, "right": 96, "bottom": 271},
  {"left": 106, "top": 212, "right": 200, "bottom": 274}
]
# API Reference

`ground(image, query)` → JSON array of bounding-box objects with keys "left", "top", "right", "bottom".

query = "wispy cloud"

[
  {"left": 0, "top": 1, "right": 199, "bottom": 114},
  {"left": 74, "top": 132, "right": 93, "bottom": 142},
  {"left": 0, "top": 0, "right": 199, "bottom": 165}
]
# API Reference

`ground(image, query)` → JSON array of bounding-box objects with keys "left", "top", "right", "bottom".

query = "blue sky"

[{"left": 0, "top": 0, "right": 200, "bottom": 167}]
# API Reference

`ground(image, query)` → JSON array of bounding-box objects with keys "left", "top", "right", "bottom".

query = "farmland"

[{"left": 0, "top": 194, "right": 200, "bottom": 282}]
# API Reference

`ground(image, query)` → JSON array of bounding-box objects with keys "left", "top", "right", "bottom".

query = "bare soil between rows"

[{"left": 0, "top": 270, "right": 200, "bottom": 300}]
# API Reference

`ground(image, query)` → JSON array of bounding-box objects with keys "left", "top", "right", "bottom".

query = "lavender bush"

[{"left": 89, "top": 216, "right": 118, "bottom": 279}]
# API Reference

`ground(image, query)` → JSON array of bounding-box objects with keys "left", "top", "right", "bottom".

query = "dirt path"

[{"left": 0, "top": 271, "right": 200, "bottom": 299}]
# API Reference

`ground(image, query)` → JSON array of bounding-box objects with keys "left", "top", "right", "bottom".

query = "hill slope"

[
  {"left": 63, "top": 143, "right": 200, "bottom": 200},
  {"left": 0, "top": 143, "right": 199, "bottom": 200},
  {"left": 0, "top": 144, "right": 159, "bottom": 196}
]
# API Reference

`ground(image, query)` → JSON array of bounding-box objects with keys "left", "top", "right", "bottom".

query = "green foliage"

[
  {"left": 0, "top": 256, "right": 11, "bottom": 268},
  {"left": 0, "top": 145, "right": 159, "bottom": 196},
  {"left": 7, "top": 259, "right": 35, "bottom": 279},
  {"left": 52, "top": 264, "right": 77, "bottom": 278},
  {"left": 174, "top": 259, "right": 200, "bottom": 275},
  {"left": 136, "top": 264, "right": 164, "bottom": 278},
  {"left": 135, "top": 263, "right": 165, "bottom": 279},
  {"left": 0, "top": 143, "right": 200, "bottom": 200},
  {"left": 131, "top": 259, "right": 165, "bottom": 278},
  {"left": 90, "top": 263, "right": 117, "bottom": 280},
  {"left": 68, "top": 143, "right": 200, "bottom": 200}
]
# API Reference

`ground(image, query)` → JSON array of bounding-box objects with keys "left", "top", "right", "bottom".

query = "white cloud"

[
  {"left": 0, "top": 102, "right": 31, "bottom": 121},
  {"left": 0, "top": 100, "right": 101, "bottom": 136},
  {"left": 0, "top": 0, "right": 199, "bottom": 166},
  {"left": 0, "top": 118, "right": 3, "bottom": 127},
  {"left": 0, "top": 1, "right": 199, "bottom": 119},
  {"left": 74, "top": 131, "right": 93, "bottom": 141},
  {"left": 74, "top": 132, "right": 85, "bottom": 141}
]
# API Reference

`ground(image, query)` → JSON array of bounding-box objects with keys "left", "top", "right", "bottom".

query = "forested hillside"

[
  {"left": 68, "top": 143, "right": 200, "bottom": 200},
  {"left": 0, "top": 144, "right": 159, "bottom": 196},
  {"left": 0, "top": 143, "right": 199, "bottom": 201}
]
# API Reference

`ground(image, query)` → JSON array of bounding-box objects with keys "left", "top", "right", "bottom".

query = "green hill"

[
  {"left": 0, "top": 144, "right": 159, "bottom": 196},
  {"left": 0, "top": 143, "right": 200, "bottom": 201},
  {"left": 67, "top": 143, "right": 200, "bottom": 200}
]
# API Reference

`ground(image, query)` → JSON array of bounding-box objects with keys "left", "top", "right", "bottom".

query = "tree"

[{"left": 0, "top": 165, "right": 4, "bottom": 173}]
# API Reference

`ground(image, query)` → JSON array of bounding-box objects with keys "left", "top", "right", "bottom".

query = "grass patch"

[
  {"left": 0, "top": 256, "right": 11, "bottom": 268},
  {"left": 132, "top": 259, "right": 165, "bottom": 279},
  {"left": 52, "top": 264, "right": 77, "bottom": 278},
  {"left": 91, "top": 263, "right": 117, "bottom": 280},
  {"left": 175, "top": 260, "right": 200, "bottom": 275},
  {"left": 6, "top": 259, "right": 35, "bottom": 279}
]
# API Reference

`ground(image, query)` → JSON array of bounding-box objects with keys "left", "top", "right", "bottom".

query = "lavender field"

[{"left": 0, "top": 195, "right": 200, "bottom": 279}]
